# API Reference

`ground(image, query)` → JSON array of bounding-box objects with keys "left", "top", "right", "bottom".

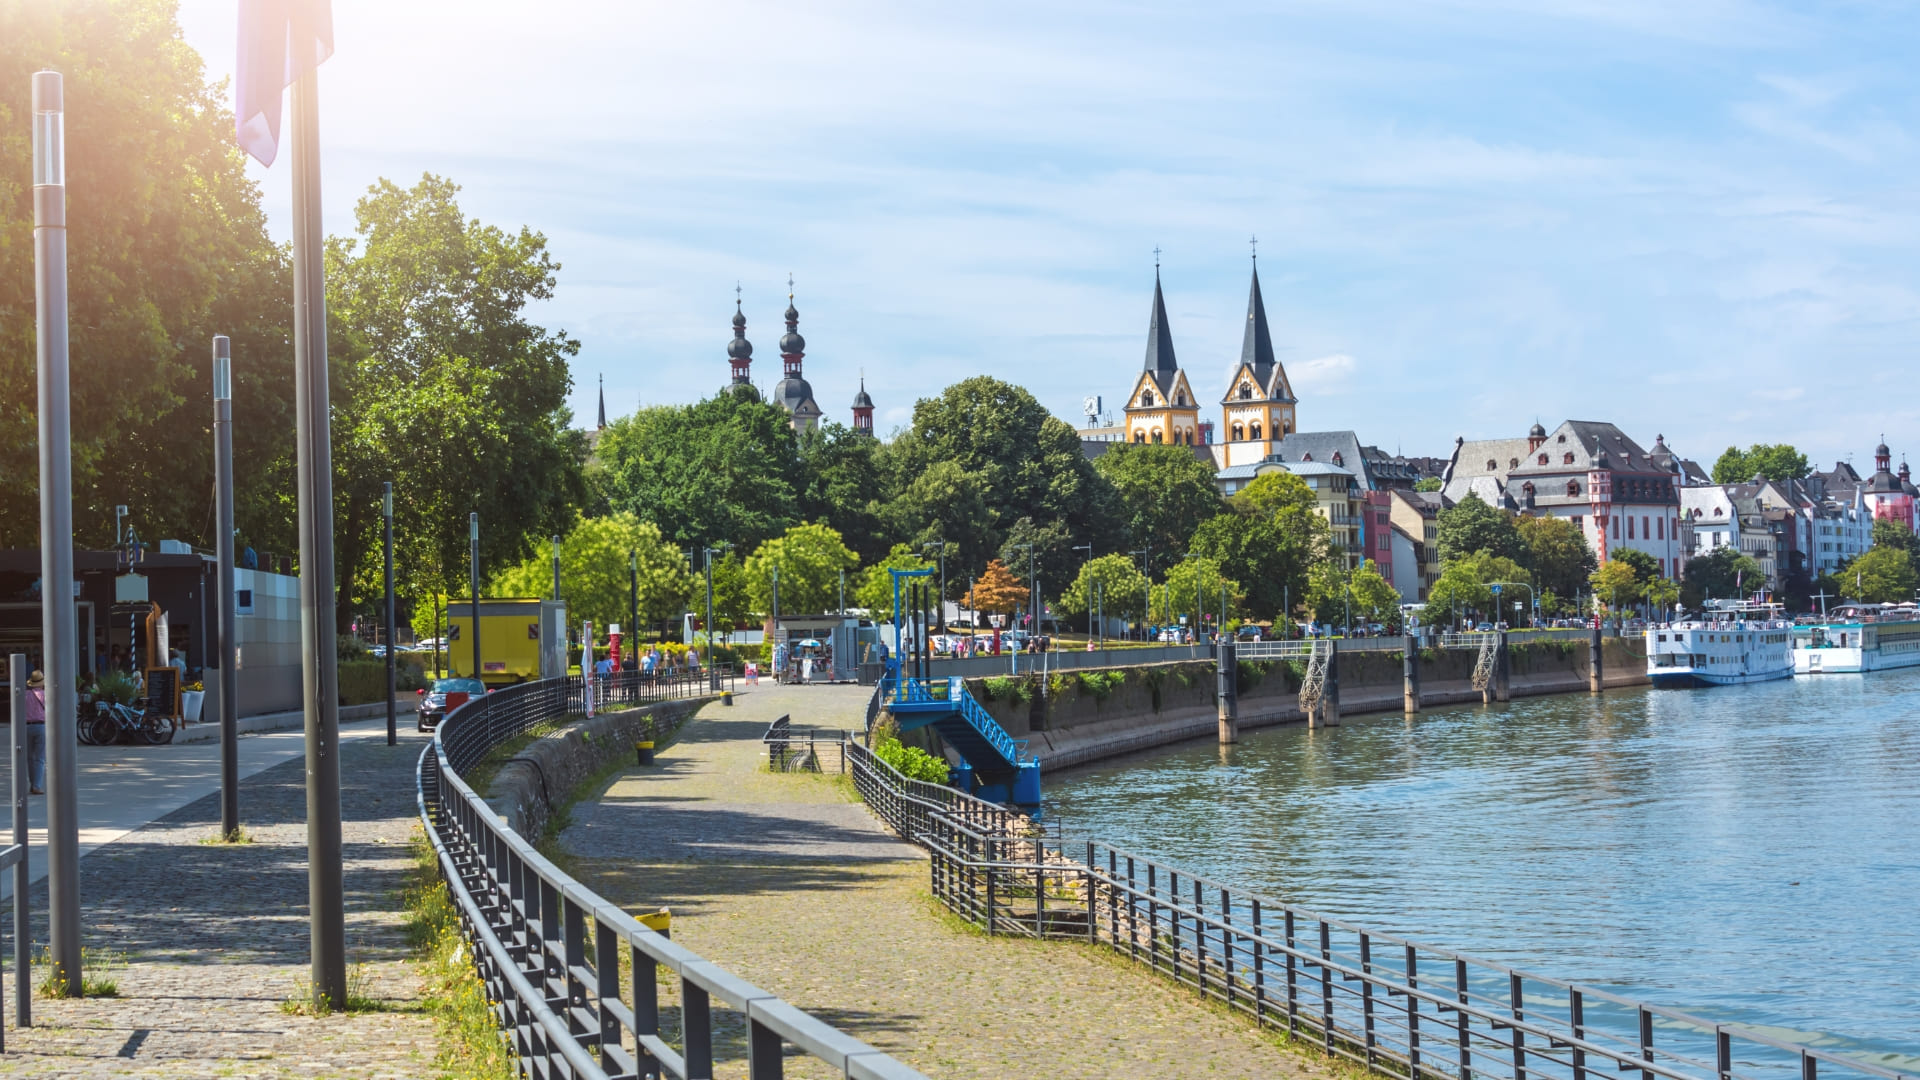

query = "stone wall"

[{"left": 481, "top": 698, "right": 710, "bottom": 840}]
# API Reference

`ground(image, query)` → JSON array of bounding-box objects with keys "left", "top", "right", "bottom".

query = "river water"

[{"left": 1045, "top": 670, "right": 1920, "bottom": 1067}]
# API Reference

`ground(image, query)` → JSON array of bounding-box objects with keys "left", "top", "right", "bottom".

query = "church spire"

[
  {"left": 596, "top": 373, "right": 606, "bottom": 429},
  {"left": 1240, "top": 254, "right": 1275, "bottom": 382},
  {"left": 852, "top": 373, "right": 875, "bottom": 435},
  {"left": 1142, "top": 254, "right": 1178, "bottom": 376},
  {"left": 727, "top": 284, "right": 754, "bottom": 388}
]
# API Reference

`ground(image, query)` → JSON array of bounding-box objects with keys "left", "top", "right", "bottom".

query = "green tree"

[
  {"left": 1589, "top": 559, "right": 1641, "bottom": 614},
  {"left": 797, "top": 422, "right": 890, "bottom": 564},
  {"left": 599, "top": 390, "right": 801, "bottom": 556},
  {"left": 1160, "top": 556, "right": 1245, "bottom": 630},
  {"left": 1058, "top": 554, "right": 1151, "bottom": 623},
  {"left": 1842, "top": 546, "right": 1920, "bottom": 604},
  {"left": 1712, "top": 444, "right": 1810, "bottom": 484},
  {"left": 1414, "top": 477, "right": 1443, "bottom": 493},
  {"left": 1680, "top": 547, "right": 1764, "bottom": 609},
  {"left": 1189, "top": 472, "right": 1331, "bottom": 622},
  {"left": 1643, "top": 575, "right": 1681, "bottom": 615},
  {"left": 1306, "top": 560, "right": 1404, "bottom": 631},
  {"left": 1612, "top": 548, "right": 1660, "bottom": 585},
  {"left": 1, "top": 0, "right": 296, "bottom": 552},
  {"left": 491, "top": 513, "right": 695, "bottom": 636},
  {"left": 706, "top": 552, "right": 754, "bottom": 632},
  {"left": 1092, "top": 443, "right": 1225, "bottom": 556},
  {"left": 1515, "top": 515, "right": 1595, "bottom": 599},
  {"left": 1871, "top": 517, "right": 1920, "bottom": 571},
  {"left": 1436, "top": 493, "right": 1524, "bottom": 564},
  {"left": 855, "top": 544, "right": 934, "bottom": 622},
  {"left": 885, "top": 460, "right": 995, "bottom": 578},
  {"left": 1426, "top": 552, "right": 1530, "bottom": 628},
  {"left": 327, "top": 175, "right": 586, "bottom": 629},
  {"left": 745, "top": 523, "right": 860, "bottom": 616}
]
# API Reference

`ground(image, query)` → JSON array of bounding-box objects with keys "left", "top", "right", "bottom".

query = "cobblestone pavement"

[
  {"left": 561, "top": 684, "right": 1324, "bottom": 1079},
  {"left": 0, "top": 733, "right": 435, "bottom": 1077}
]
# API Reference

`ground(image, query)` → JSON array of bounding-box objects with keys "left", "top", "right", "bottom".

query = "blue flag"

[{"left": 234, "top": 0, "right": 334, "bottom": 167}]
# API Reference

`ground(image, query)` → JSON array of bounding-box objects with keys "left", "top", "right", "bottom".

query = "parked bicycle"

[{"left": 79, "top": 699, "right": 173, "bottom": 746}]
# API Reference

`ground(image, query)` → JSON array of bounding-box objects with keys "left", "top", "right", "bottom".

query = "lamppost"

[
  {"left": 1182, "top": 553, "right": 1202, "bottom": 649},
  {"left": 1132, "top": 548, "right": 1150, "bottom": 641},
  {"left": 703, "top": 544, "right": 730, "bottom": 692},
  {"left": 1488, "top": 581, "right": 1534, "bottom": 628},
  {"left": 1073, "top": 544, "right": 1093, "bottom": 640},
  {"left": 383, "top": 483, "right": 396, "bottom": 746},
  {"left": 922, "top": 541, "right": 950, "bottom": 633},
  {"left": 550, "top": 534, "right": 562, "bottom": 604},
  {"left": 212, "top": 336, "right": 239, "bottom": 837},
  {"left": 468, "top": 513, "right": 482, "bottom": 684},
  {"left": 627, "top": 550, "right": 637, "bottom": 648},
  {"left": 1011, "top": 543, "right": 1034, "bottom": 638}
]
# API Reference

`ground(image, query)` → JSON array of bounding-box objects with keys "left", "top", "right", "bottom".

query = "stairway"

[{"left": 884, "top": 677, "right": 1039, "bottom": 806}]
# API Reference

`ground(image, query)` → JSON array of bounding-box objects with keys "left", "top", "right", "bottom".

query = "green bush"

[
  {"left": 92, "top": 669, "right": 142, "bottom": 706},
  {"left": 1074, "top": 670, "right": 1127, "bottom": 701},
  {"left": 874, "top": 736, "right": 950, "bottom": 784},
  {"left": 336, "top": 634, "right": 369, "bottom": 661}
]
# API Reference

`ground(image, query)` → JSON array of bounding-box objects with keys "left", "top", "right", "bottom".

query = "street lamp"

[
  {"left": 921, "top": 540, "right": 951, "bottom": 633},
  {"left": 1131, "top": 548, "right": 1150, "bottom": 641},
  {"left": 550, "top": 534, "right": 562, "bottom": 604},
  {"left": 383, "top": 483, "right": 396, "bottom": 746},
  {"left": 703, "top": 543, "right": 731, "bottom": 692},
  {"left": 468, "top": 513, "right": 481, "bottom": 684},
  {"left": 1073, "top": 544, "right": 1093, "bottom": 640},
  {"left": 1011, "top": 543, "right": 1034, "bottom": 638}
]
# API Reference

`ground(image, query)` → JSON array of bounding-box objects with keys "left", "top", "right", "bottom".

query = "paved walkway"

[
  {"left": 560, "top": 684, "right": 1324, "bottom": 1080},
  {"left": 0, "top": 729, "right": 434, "bottom": 1076}
]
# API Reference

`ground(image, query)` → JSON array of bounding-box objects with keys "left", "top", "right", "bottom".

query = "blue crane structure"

[{"left": 881, "top": 567, "right": 1041, "bottom": 810}]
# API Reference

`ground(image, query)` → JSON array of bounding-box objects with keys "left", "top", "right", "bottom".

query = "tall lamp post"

[
  {"left": 468, "top": 513, "right": 481, "bottom": 683},
  {"left": 213, "top": 335, "right": 240, "bottom": 837},
  {"left": 703, "top": 544, "right": 730, "bottom": 692},
  {"left": 627, "top": 550, "right": 638, "bottom": 649},
  {"left": 922, "top": 541, "right": 950, "bottom": 633},
  {"left": 1073, "top": 544, "right": 1093, "bottom": 640},
  {"left": 1131, "top": 548, "right": 1150, "bottom": 641},
  {"left": 551, "top": 535, "right": 562, "bottom": 604},
  {"left": 1011, "top": 543, "right": 1034, "bottom": 638},
  {"left": 33, "top": 68, "right": 83, "bottom": 997},
  {"left": 382, "top": 483, "right": 396, "bottom": 746}
]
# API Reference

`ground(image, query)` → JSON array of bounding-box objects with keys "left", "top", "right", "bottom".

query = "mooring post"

[
  {"left": 1322, "top": 639, "right": 1341, "bottom": 727},
  {"left": 1494, "top": 629, "right": 1511, "bottom": 702},
  {"left": 1589, "top": 621, "right": 1604, "bottom": 693},
  {"left": 1402, "top": 634, "right": 1420, "bottom": 713},
  {"left": 1217, "top": 640, "right": 1238, "bottom": 743}
]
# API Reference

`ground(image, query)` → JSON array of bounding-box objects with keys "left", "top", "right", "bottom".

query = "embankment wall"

[{"left": 481, "top": 697, "right": 710, "bottom": 840}]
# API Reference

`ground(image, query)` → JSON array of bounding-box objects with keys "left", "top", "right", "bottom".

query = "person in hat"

[{"left": 21, "top": 670, "right": 46, "bottom": 795}]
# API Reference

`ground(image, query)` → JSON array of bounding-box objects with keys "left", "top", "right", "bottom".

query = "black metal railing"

[
  {"left": 846, "top": 748, "right": 1913, "bottom": 1080},
  {"left": 761, "top": 716, "right": 853, "bottom": 774},
  {"left": 418, "top": 675, "right": 925, "bottom": 1080}
]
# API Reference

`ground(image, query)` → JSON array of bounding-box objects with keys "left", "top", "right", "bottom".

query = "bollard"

[
  {"left": 1403, "top": 634, "right": 1421, "bottom": 713},
  {"left": 635, "top": 740, "right": 655, "bottom": 765},
  {"left": 1589, "top": 622, "right": 1604, "bottom": 693},
  {"left": 1216, "top": 641, "right": 1239, "bottom": 744},
  {"left": 1320, "top": 640, "right": 1341, "bottom": 727},
  {"left": 721, "top": 690, "right": 733, "bottom": 707},
  {"left": 1494, "top": 630, "right": 1511, "bottom": 703}
]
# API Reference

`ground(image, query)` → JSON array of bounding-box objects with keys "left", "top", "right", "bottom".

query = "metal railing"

[
  {"left": 845, "top": 739, "right": 1912, "bottom": 1080},
  {"left": 418, "top": 675, "right": 926, "bottom": 1080},
  {"left": 762, "top": 716, "right": 852, "bottom": 774}
]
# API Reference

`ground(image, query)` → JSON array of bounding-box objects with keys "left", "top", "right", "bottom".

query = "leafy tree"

[
  {"left": 1643, "top": 575, "right": 1681, "bottom": 615},
  {"left": 1515, "top": 515, "right": 1595, "bottom": 599},
  {"left": 1842, "top": 546, "right": 1919, "bottom": 604},
  {"left": 1612, "top": 548, "right": 1660, "bottom": 584},
  {"left": 1680, "top": 547, "right": 1764, "bottom": 609},
  {"left": 1589, "top": 559, "right": 1641, "bottom": 614},
  {"left": 885, "top": 460, "right": 995, "bottom": 578},
  {"left": 1426, "top": 552, "right": 1529, "bottom": 628},
  {"left": 599, "top": 390, "right": 800, "bottom": 556},
  {"left": 1160, "top": 556, "right": 1245, "bottom": 630},
  {"left": 327, "top": 175, "right": 586, "bottom": 629},
  {"left": 0, "top": 1, "right": 295, "bottom": 552},
  {"left": 855, "top": 544, "right": 934, "bottom": 621},
  {"left": 969, "top": 559, "right": 1028, "bottom": 616},
  {"left": 706, "top": 552, "right": 754, "bottom": 632},
  {"left": 491, "top": 513, "right": 695, "bottom": 636},
  {"left": 744, "top": 523, "right": 860, "bottom": 617},
  {"left": 1414, "top": 477, "right": 1443, "bottom": 493},
  {"left": 1092, "top": 443, "right": 1225, "bottom": 556},
  {"left": 1350, "top": 561, "right": 1403, "bottom": 630},
  {"left": 1307, "top": 560, "right": 1402, "bottom": 630},
  {"left": 1436, "top": 493, "right": 1524, "bottom": 564},
  {"left": 1058, "top": 554, "right": 1150, "bottom": 622},
  {"left": 1712, "top": 444, "right": 1809, "bottom": 484},
  {"left": 997, "top": 517, "right": 1076, "bottom": 605},
  {"left": 1189, "top": 472, "right": 1331, "bottom": 622},
  {"left": 797, "top": 422, "right": 890, "bottom": 563},
  {"left": 1871, "top": 518, "right": 1920, "bottom": 572}
]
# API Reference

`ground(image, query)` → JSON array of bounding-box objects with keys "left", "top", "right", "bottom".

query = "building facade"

[{"left": 1123, "top": 269, "right": 1203, "bottom": 446}]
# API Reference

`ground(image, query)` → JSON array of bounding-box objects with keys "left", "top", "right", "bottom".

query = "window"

[
  {"left": 1612, "top": 517, "right": 1620, "bottom": 539},
  {"left": 1303, "top": 452, "right": 1314, "bottom": 462},
  {"left": 1557, "top": 434, "right": 1566, "bottom": 443},
  {"left": 1250, "top": 422, "right": 1263, "bottom": 440},
  {"left": 1487, "top": 459, "right": 1498, "bottom": 470},
  {"left": 1657, "top": 517, "right": 1664, "bottom": 540},
  {"left": 1134, "top": 431, "right": 1145, "bottom": 444},
  {"left": 1152, "top": 430, "right": 1163, "bottom": 444},
  {"left": 1141, "top": 390, "right": 1154, "bottom": 406},
  {"left": 1564, "top": 452, "right": 1575, "bottom": 464},
  {"left": 1175, "top": 391, "right": 1187, "bottom": 406},
  {"left": 1566, "top": 480, "right": 1580, "bottom": 496},
  {"left": 1572, "top": 515, "right": 1583, "bottom": 528},
  {"left": 1332, "top": 452, "right": 1343, "bottom": 466},
  {"left": 1628, "top": 516, "right": 1635, "bottom": 539},
  {"left": 1231, "top": 423, "right": 1244, "bottom": 441},
  {"left": 1509, "top": 458, "right": 1519, "bottom": 468},
  {"left": 1239, "top": 382, "right": 1253, "bottom": 400},
  {"left": 1538, "top": 454, "right": 1549, "bottom": 465},
  {"left": 1713, "top": 507, "right": 1723, "bottom": 516},
  {"left": 1522, "top": 481, "right": 1536, "bottom": 497}
]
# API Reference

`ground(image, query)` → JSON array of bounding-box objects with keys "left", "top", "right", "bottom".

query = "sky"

[{"left": 176, "top": 0, "right": 1920, "bottom": 471}]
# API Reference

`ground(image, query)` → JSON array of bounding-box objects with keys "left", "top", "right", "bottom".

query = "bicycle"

[{"left": 81, "top": 699, "right": 172, "bottom": 746}]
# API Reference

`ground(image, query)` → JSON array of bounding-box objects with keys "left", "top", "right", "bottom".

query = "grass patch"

[
  {"left": 37, "top": 946, "right": 124, "bottom": 998},
  {"left": 461, "top": 717, "right": 569, "bottom": 795},
  {"left": 403, "top": 828, "right": 516, "bottom": 1079},
  {"left": 198, "top": 825, "right": 256, "bottom": 845},
  {"left": 279, "top": 962, "right": 389, "bottom": 1016}
]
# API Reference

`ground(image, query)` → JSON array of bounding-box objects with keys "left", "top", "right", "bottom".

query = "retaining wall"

[{"left": 482, "top": 697, "right": 710, "bottom": 840}]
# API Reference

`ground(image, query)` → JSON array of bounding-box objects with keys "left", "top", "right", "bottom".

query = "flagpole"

[{"left": 289, "top": 61, "right": 346, "bottom": 1011}]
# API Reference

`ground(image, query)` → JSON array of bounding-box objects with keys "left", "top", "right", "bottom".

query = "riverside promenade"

[
  {"left": 558, "top": 683, "right": 1324, "bottom": 1079},
  {"left": 0, "top": 723, "right": 433, "bottom": 1077}
]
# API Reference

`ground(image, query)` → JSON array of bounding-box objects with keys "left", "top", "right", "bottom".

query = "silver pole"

[
  {"left": 213, "top": 335, "right": 239, "bottom": 838},
  {"left": 10, "top": 653, "right": 30, "bottom": 1028},
  {"left": 384, "top": 484, "right": 396, "bottom": 746},
  {"left": 469, "top": 514, "right": 481, "bottom": 683},
  {"left": 290, "top": 68, "right": 345, "bottom": 1010},
  {"left": 33, "top": 69, "right": 82, "bottom": 998}
]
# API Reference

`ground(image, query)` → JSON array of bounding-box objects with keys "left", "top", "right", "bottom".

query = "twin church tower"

[
  {"left": 725, "top": 280, "right": 874, "bottom": 436},
  {"left": 1123, "top": 254, "right": 1299, "bottom": 468}
]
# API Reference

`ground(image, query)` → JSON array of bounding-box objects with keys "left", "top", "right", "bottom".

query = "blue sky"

[{"left": 178, "top": 0, "right": 1920, "bottom": 471}]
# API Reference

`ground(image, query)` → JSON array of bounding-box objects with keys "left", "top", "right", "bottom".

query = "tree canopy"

[
  {"left": 491, "top": 513, "right": 694, "bottom": 634},
  {"left": 969, "top": 560, "right": 1027, "bottom": 615},
  {"left": 1711, "top": 444, "right": 1809, "bottom": 484},
  {"left": 1058, "top": 553, "right": 1150, "bottom": 622},
  {"left": 1093, "top": 443, "right": 1225, "bottom": 557},
  {"left": 854, "top": 544, "right": 934, "bottom": 621},
  {"left": 1188, "top": 472, "right": 1330, "bottom": 621},
  {"left": 1436, "top": 493, "right": 1524, "bottom": 564},
  {"left": 1679, "top": 547, "right": 1764, "bottom": 609},
  {"left": 1426, "top": 552, "right": 1530, "bottom": 626},
  {"left": 1842, "top": 546, "right": 1919, "bottom": 604},
  {"left": 744, "top": 523, "right": 860, "bottom": 616},
  {"left": 598, "top": 391, "right": 799, "bottom": 557},
  {"left": 1515, "top": 515, "right": 1595, "bottom": 599}
]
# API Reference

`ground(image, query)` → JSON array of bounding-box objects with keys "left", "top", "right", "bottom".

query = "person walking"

[{"left": 22, "top": 669, "right": 47, "bottom": 795}]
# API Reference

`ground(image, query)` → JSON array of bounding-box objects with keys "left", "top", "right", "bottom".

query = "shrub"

[
  {"left": 336, "top": 634, "right": 369, "bottom": 661},
  {"left": 91, "top": 669, "right": 142, "bottom": 706},
  {"left": 1074, "top": 670, "right": 1127, "bottom": 701},
  {"left": 874, "top": 736, "right": 950, "bottom": 783}
]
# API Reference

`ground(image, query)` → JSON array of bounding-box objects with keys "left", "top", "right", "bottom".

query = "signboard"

[
  {"left": 116, "top": 573, "right": 149, "bottom": 603},
  {"left": 144, "top": 666, "right": 181, "bottom": 718},
  {"left": 1490, "top": 583, "right": 1503, "bottom": 596}
]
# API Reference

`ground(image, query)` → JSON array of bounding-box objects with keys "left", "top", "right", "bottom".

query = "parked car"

[
  {"left": 417, "top": 677, "right": 485, "bottom": 732},
  {"left": 1474, "top": 622, "right": 1495, "bottom": 632}
]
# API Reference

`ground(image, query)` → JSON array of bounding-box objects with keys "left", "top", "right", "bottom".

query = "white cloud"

[{"left": 1292, "top": 354, "right": 1359, "bottom": 395}]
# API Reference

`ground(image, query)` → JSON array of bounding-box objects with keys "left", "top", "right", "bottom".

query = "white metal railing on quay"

[
  {"left": 418, "top": 676, "right": 927, "bottom": 1080},
  {"left": 843, "top": 730, "right": 1913, "bottom": 1080}
]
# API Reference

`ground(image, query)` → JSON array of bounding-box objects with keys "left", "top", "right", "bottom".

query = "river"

[{"left": 1045, "top": 670, "right": 1920, "bottom": 1068}]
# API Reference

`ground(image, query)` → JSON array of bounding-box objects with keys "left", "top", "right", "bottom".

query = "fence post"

[{"left": 8, "top": 653, "right": 28, "bottom": 1034}]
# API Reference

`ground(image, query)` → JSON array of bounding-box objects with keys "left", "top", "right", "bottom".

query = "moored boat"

[
  {"left": 1646, "top": 602, "right": 1794, "bottom": 688},
  {"left": 1792, "top": 603, "right": 1920, "bottom": 674}
]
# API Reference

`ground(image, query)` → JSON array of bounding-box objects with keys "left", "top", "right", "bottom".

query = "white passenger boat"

[
  {"left": 1646, "top": 602, "right": 1794, "bottom": 688},
  {"left": 1792, "top": 603, "right": 1920, "bottom": 674}
]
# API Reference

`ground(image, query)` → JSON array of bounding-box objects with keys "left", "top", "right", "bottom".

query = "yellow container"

[{"left": 637, "top": 908, "right": 671, "bottom": 934}]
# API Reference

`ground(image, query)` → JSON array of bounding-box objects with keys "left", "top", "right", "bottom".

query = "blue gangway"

[{"left": 883, "top": 675, "right": 1041, "bottom": 809}]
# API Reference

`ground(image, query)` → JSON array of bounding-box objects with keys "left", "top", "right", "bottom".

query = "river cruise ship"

[
  {"left": 1792, "top": 603, "right": 1920, "bottom": 674},
  {"left": 1646, "top": 602, "right": 1794, "bottom": 688}
]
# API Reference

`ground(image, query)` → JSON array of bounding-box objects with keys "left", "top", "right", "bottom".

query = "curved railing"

[{"left": 417, "top": 675, "right": 926, "bottom": 1080}]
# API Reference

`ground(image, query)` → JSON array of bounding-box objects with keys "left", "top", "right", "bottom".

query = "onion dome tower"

[
  {"left": 727, "top": 286, "right": 756, "bottom": 395},
  {"left": 771, "top": 277, "right": 823, "bottom": 432},
  {"left": 852, "top": 377, "right": 875, "bottom": 435}
]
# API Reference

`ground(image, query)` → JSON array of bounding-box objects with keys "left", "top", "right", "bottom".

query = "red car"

[{"left": 416, "top": 677, "right": 485, "bottom": 732}]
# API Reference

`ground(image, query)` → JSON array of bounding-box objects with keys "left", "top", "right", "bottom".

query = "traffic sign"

[{"left": 1490, "top": 583, "right": 1502, "bottom": 596}]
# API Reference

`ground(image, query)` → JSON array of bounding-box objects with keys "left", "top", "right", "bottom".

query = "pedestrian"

[{"left": 22, "top": 670, "right": 46, "bottom": 795}]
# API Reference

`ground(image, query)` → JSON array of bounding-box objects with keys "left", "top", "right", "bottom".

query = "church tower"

[
  {"left": 771, "top": 279, "right": 823, "bottom": 432},
  {"left": 852, "top": 377, "right": 875, "bottom": 435},
  {"left": 1123, "top": 258, "right": 1201, "bottom": 446},
  {"left": 596, "top": 373, "right": 607, "bottom": 430},
  {"left": 1218, "top": 248, "right": 1296, "bottom": 467},
  {"left": 727, "top": 289, "right": 757, "bottom": 396}
]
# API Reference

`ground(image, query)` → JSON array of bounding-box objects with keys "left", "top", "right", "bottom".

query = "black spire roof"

[
  {"left": 727, "top": 299, "right": 753, "bottom": 361},
  {"left": 1239, "top": 263, "right": 1275, "bottom": 384},
  {"left": 596, "top": 373, "right": 606, "bottom": 429},
  {"left": 853, "top": 377, "right": 873, "bottom": 409},
  {"left": 1142, "top": 269, "right": 1178, "bottom": 379}
]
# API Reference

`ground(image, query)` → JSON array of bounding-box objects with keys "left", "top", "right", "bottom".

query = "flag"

[{"left": 234, "top": 0, "right": 335, "bottom": 167}]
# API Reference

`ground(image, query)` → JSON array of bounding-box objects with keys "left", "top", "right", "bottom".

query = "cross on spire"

[
  {"left": 735, "top": 281, "right": 742, "bottom": 304},
  {"left": 1153, "top": 246, "right": 1162, "bottom": 270},
  {"left": 787, "top": 271, "right": 794, "bottom": 297},
  {"left": 1250, "top": 234, "right": 1258, "bottom": 262}
]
